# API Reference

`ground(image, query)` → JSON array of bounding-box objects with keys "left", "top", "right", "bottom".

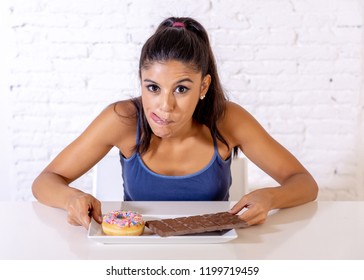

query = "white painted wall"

[
  {"left": 1, "top": 0, "right": 363, "bottom": 201},
  {"left": 0, "top": 0, "right": 15, "bottom": 200}
]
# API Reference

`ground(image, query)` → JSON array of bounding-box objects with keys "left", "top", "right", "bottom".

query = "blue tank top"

[{"left": 120, "top": 122, "right": 232, "bottom": 201}]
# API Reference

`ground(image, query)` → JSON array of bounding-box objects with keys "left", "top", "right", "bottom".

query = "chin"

[{"left": 151, "top": 127, "right": 173, "bottom": 138}]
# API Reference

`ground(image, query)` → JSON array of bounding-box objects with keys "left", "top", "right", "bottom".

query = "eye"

[
  {"left": 175, "top": 85, "right": 189, "bottom": 94},
  {"left": 146, "top": 84, "right": 160, "bottom": 93}
]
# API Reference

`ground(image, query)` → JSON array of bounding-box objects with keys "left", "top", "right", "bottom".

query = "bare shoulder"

[
  {"left": 101, "top": 99, "right": 137, "bottom": 123},
  {"left": 112, "top": 99, "right": 138, "bottom": 121},
  {"left": 99, "top": 99, "right": 137, "bottom": 126},
  {"left": 218, "top": 101, "right": 268, "bottom": 149},
  {"left": 82, "top": 99, "right": 138, "bottom": 148},
  {"left": 221, "top": 101, "right": 254, "bottom": 125}
]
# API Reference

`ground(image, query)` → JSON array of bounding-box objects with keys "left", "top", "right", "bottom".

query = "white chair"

[
  {"left": 93, "top": 147, "right": 248, "bottom": 201},
  {"left": 92, "top": 147, "right": 124, "bottom": 201},
  {"left": 230, "top": 156, "right": 248, "bottom": 201}
]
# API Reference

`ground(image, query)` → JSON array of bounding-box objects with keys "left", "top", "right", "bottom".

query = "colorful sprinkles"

[{"left": 103, "top": 210, "right": 144, "bottom": 228}]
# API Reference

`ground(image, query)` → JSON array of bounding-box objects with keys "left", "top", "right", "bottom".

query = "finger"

[
  {"left": 238, "top": 208, "right": 267, "bottom": 226},
  {"left": 242, "top": 214, "right": 266, "bottom": 226},
  {"left": 91, "top": 199, "right": 103, "bottom": 224},
  {"left": 74, "top": 200, "right": 92, "bottom": 229},
  {"left": 80, "top": 210, "right": 91, "bottom": 229},
  {"left": 68, "top": 209, "right": 89, "bottom": 228},
  {"left": 67, "top": 216, "right": 80, "bottom": 226},
  {"left": 67, "top": 206, "right": 83, "bottom": 227},
  {"left": 229, "top": 196, "right": 248, "bottom": 214}
]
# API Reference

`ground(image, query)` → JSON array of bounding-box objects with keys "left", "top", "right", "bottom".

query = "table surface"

[{"left": 1, "top": 200, "right": 363, "bottom": 260}]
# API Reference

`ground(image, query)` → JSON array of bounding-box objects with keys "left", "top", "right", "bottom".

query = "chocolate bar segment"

[{"left": 145, "top": 212, "right": 248, "bottom": 237}]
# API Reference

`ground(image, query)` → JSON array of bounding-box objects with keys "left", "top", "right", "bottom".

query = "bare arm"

[
  {"left": 219, "top": 102, "right": 318, "bottom": 225},
  {"left": 32, "top": 101, "right": 137, "bottom": 228}
]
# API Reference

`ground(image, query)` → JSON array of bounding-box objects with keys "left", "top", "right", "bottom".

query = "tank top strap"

[
  {"left": 211, "top": 130, "right": 219, "bottom": 153},
  {"left": 136, "top": 112, "right": 141, "bottom": 143}
]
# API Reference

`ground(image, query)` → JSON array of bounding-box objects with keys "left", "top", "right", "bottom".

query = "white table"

[{"left": 1, "top": 201, "right": 363, "bottom": 260}]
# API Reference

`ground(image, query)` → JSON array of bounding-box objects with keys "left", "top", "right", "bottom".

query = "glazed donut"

[{"left": 102, "top": 210, "right": 145, "bottom": 236}]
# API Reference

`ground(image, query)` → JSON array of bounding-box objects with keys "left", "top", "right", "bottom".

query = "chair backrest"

[
  {"left": 230, "top": 157, "right": 248, "bottom": 201},
  {"left": 92, "top": 147, "right": 248, "bottom": 201},
  {"left": 92, "top": 147, "right": 123, "bottom": 201}
]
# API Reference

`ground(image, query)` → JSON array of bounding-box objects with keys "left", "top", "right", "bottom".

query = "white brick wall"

[{"left": 1, "top": 0, "right": 363, "bottom": 201}]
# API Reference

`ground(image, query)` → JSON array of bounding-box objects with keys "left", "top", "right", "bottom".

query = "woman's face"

[{"left": 140, "top": 60, "right": 210, "bottom": 138}]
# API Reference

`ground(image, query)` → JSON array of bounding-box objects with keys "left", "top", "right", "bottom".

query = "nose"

[{"left": 160, "top": 92, "right": 175, "bottom": 112}]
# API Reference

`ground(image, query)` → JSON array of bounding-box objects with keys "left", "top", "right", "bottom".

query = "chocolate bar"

[{"left": 145, "top": 212, "right": 248, "bottom": 237}]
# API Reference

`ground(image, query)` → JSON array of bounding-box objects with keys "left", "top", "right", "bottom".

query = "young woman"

[{"left": 32, "top": 17, "right": 318, "bottom": 229}]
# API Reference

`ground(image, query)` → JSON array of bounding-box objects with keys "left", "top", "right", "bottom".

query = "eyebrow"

[{"left": 143, "top": 78, "right": 194, "bottom": 84}]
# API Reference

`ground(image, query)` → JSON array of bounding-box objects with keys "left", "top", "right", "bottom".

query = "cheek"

[
  {"left": 178, "top": 98, "right": 199, "bottom": 119},
  {"left": 141, "top": 92, "right": 154, "bottom": 109}
]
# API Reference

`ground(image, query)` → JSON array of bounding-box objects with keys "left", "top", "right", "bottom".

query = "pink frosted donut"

[{"left": 102, "top": 210, "right": 145, "bottom": 236}]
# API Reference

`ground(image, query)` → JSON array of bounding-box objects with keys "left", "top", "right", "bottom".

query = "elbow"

[
  {"left": 308, "top": 176, "right": 319, "bottom": 202},
  {"left": 31, "top": 176, "right": 41, "bottom": 201},
  {"left": 32, "top": 172, "right": 48, "bottom": 201}
]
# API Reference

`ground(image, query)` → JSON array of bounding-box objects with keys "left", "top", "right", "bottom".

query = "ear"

[{"left": 200, "top": 74, "right": 211, "bottom": 97}]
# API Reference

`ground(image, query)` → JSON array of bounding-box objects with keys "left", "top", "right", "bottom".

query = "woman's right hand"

[{"left": 65, "top": 191, "right": 102, "bottom": 229}]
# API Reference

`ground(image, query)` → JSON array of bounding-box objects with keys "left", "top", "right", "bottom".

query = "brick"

[
  {"left": 214, "top": 45, "right": 255, "bottom": 61},
  {"left": 222, "top": 61, "right": 297, "bottom": 75},
  {"left": 46, "top": 27, "right": 128, "bottom": 43},
  {"left": 257, "top": 45, "right": 339, "bottom": 61},
  {"left": 213, "top": 28, "right": 296, "bottom": 45}
]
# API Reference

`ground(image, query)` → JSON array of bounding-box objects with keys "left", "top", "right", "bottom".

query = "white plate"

[{"left": 88, "top": 215, "right": 238, "bottom": 244}]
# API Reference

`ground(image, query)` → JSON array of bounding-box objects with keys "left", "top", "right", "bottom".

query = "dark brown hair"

[{"left": 133, "top": 17, "right": 236, "bottom": 156}]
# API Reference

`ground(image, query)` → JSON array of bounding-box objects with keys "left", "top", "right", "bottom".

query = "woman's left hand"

[{"left": 229, "top": 188, "right": 274, "bottom": 226}]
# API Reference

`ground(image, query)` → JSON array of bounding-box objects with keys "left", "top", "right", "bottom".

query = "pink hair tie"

[{"left": 172, "top": 22, "right": 185, "bottom": 28}]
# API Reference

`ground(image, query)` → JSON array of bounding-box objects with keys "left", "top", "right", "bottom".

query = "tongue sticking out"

[{"left": 151, "top": 113, "right": 171, "bottom": 125}]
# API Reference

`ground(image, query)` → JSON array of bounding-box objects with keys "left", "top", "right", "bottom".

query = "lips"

[{"left": 150, "top": 113, "right": 173, "bottom": 125}]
